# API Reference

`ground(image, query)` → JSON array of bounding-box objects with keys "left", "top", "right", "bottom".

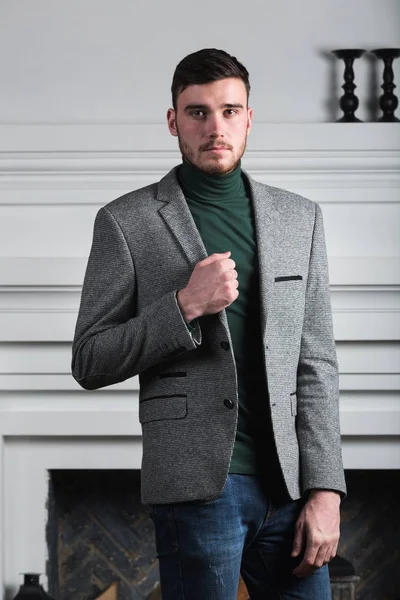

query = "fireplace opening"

[{"left": 45, "top": 469, "right": 400, "bottom": 600}]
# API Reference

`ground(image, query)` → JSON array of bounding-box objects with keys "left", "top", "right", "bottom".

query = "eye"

[
  {"left": 225, "top": 109, "right": 238, "bottom": 117},
  {"left": 190, "top": 110, "right": 205, "bottom": 119}
]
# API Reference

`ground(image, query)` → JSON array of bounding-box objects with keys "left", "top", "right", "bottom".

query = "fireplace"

[
  {"left": 1, "top": 377, "right": 400, "bottom": 600},
  {"left": 43, "top": 468, "right": 400, "bottom": 600},
  {"left": 44, "top": 467, "right": 400, "bottom": 600},
  {"left": 3, "top": 440, "right": 400, "bottom": 600}
]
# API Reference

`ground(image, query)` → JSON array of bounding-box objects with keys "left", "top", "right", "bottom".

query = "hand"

[
  {"left": 177, "top": 251, "right": 239, "bottom": 322},
  {"left": 291, "top": 490, "right": 341, "bottom": 578}
]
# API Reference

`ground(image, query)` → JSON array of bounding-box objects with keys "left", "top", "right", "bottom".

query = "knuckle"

[{"left": 313, "top": 536, "right": 323, "bottom": 547}]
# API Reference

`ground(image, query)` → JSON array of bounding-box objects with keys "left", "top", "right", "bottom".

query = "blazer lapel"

[
  {"left": 243, "top": 171, "right": 277, "bottom": 341},
  {"left": 157, "top": 166, "right": 208, "bottom": 267},
  {"left": 157, "top": 166, "right": 232, "bottom": 336}
]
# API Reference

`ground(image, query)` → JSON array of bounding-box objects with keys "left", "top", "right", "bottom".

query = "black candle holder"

[
  {"left": 332, "top": 49, "right": 366, "bottom": 122},
  {"left": 371, "top": 48, "right": 400, "bottom": 122},
  {"left": 12, "top": 573, "right": 55, "bottom": 599}
]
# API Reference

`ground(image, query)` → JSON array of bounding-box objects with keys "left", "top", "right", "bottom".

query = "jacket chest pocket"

[{"left": 139, "top": 394, "right": 188, "bottom": 424}]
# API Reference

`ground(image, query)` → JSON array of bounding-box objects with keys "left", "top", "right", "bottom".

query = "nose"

[{"left": 205, "top": 113, "right": 224, "bottom": 138}]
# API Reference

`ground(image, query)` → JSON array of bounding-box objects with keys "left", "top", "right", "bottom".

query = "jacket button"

[
  {"left": 223, "top": 398, "right": 234, "bottom": 409},
  {"left": 221, "top": 341, "right": 230, "bottom": 351}
]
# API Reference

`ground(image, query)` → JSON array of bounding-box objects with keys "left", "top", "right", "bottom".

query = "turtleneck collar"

[{"left": 178, "top": 158, "right": 244, "bottom": 204}]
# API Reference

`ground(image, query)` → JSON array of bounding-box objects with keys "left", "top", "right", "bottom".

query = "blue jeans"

[{"left": 151, "top": 474, "right": 331, "bottom": 599}]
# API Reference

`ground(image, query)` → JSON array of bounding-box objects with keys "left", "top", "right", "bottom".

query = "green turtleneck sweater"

[{"left": 178, "top": 159, "right": 272, "bottom": 475}]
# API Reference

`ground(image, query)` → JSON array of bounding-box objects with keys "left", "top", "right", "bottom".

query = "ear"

[
  {"left": 246, "top": 107, "right": 253, "bottom": 135},
  {"left": 167, "top": 108, "right": 178, "bottom": 137}
]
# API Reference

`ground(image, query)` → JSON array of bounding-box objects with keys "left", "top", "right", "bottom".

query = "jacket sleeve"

[
  {"left": 296, "top": 203, "right": 346, "bottom": 497},
  {"left": 71, "top": 206, "right": 201, "bottom": 390}
]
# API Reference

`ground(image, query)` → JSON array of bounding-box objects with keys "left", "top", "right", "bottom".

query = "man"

[{"left": 72, "top": 48, "right": 346, "bottom": 599}]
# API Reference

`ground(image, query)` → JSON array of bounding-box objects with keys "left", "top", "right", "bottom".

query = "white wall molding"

[
  {"left": 0, "top": 151, "right": 398, "bottom": 192},
  {"left": 0, "top": 393, "right": 399, "bottom": 438},
  {"left": 1, "top": 257, "right": 399, "bottom": 287},
  {"left": 1, "top": 123, "right": 398, "bottom": 152},
  {"left": 0, "top": 372, "right": 398, "bottom": 393},
  {"left": 0, "top": 124, "right": 398, "bottom": 204}
]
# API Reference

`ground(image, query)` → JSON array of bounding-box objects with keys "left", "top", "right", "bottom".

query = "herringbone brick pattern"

[{"left": 46, "top": 470, "right": 159, "bottom": 600}]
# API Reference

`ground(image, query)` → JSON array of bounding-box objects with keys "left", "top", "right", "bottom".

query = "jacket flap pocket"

[{"left": 139, "top": 394, "right": 187, "bottom": 424}]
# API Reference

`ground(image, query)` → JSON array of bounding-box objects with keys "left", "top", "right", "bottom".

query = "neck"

[{"left": 179, "top": 158, "right": 243, "bottom": 203}]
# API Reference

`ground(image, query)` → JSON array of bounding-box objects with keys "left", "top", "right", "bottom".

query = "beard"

[{"left": 176, "top": 127, "right": 248, "bottom": 175}]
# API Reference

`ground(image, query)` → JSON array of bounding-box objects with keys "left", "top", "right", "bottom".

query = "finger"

[
  {"left": 293, "top": 542, "right": 319, "bottom": 577},
  {"left": 293, "top": 556, "right": 317, "bottom": 578},
  {"left": 314, "top": 544, "right": 328, "bottom": 569},
  {"left": 323, "top": 544, "right": 334, "bottom": 566},
  {"left": 323, "top": 539, "right": 338, "bottom": 565},
  {"left": 199, "top": 251, "right": 230, "bottom": 267},
  {"left": 223, "top": 269, "right": 238, "bottom": 281},
  {"left": 291, "top": 519, "right": 305, "bottom": 558},
  {"left": 329, "top": 540, "right": 339, "bottom": 562},
  {"left": 220, "top": 258, "right": 236, "bottom": 271}
]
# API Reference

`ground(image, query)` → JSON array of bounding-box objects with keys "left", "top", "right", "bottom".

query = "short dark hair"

[{"left": 171, "top": 48, "right": 250, "bottom": 110}]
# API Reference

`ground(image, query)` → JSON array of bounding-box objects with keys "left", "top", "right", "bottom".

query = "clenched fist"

[{"left": 177, "top": 251, "right": 239, "bottom": 322}]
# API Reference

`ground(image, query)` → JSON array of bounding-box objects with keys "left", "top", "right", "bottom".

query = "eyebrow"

[{"left": 184, "top": 103, "right": 244, "bottom": 112}]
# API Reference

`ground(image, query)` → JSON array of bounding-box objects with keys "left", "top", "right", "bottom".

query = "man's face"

[{"left": 167, "top": 78, "right": 252, "bottom": 175}]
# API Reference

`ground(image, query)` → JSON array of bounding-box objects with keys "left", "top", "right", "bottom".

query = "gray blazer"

[{"left": 71, "top": 166, "right": 346, "bottom": 504}]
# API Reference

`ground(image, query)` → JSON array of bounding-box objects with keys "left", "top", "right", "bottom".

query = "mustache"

[{"left": 200, "top": 142, "right": 233, "bottom": 151}]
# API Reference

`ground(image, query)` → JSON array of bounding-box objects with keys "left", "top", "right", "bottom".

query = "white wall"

[{"left": 0, "top": 0, "right": 399, "bottom": 123}]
